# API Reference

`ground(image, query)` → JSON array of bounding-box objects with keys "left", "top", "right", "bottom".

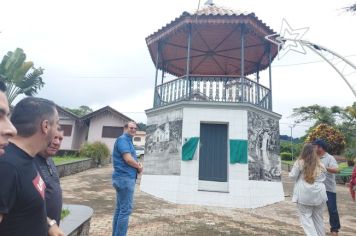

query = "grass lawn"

[{"left": 52, "top": 156, "right": 90, "bottom": 165}]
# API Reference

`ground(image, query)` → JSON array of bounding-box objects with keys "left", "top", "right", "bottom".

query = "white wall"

[
  {"left": 72, "top": 124, "right": 88, "bottom": 150},
  {"left": 59, "top": 119, "right": 76, "bottom": 150},
  {"left": 141, "top": 104, "right": 284, "bottom": 208},
  {"left": 87, "top": 113, "right": 127, "bottom": 153}
]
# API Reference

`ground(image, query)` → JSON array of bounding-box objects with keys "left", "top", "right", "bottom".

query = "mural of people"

[{"left": 248, "top": 111, "right": 281, "bottom": 181}]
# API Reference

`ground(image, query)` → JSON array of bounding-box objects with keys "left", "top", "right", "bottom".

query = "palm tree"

[
  {"left": 345, "top": 2, "right": 356, "bottom": 13},
  {"left": 0, "top": 48, "right": 44, "bottom": 105}
]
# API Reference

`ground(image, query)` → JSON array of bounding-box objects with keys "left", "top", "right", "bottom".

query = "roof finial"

[{"left": 204, "top": 0, "right": 214, "bottom": 6}]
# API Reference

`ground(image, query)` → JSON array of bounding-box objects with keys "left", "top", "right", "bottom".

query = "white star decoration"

[{"left": 265, "top": 19, "right": 309, "bottom": 59}]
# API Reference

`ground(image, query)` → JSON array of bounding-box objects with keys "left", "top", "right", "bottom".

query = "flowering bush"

[{"left": 306, "top": 124, "right": 346, "bottom": 155}]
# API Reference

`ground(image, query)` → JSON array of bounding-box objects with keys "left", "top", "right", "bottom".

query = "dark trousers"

[{"left": 326, "top": 191, "right": 341, "bottom": 232}]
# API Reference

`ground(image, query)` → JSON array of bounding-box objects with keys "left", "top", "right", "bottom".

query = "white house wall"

[
  {"left": 72, "top": 124, "right": 88, "bottom": 150},
  {"left": 87, "top": 113, "right": 127, "bottom": 153},
  {"left": 59, "top": 119, "right": 76, "bottom": 150}
]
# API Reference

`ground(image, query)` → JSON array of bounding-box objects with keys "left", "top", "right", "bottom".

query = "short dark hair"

[
  {"left": 11, "top": 97, "right": 57, "bottom": 137},
  {"left": 0, "top": 81, "right": 7, "bottom": 92},
  {"left": 312, "top": 139, "right": 328, "bottom": 151},
  {"left": 124, "top": 121, "right": 136, "bottom": 128}
]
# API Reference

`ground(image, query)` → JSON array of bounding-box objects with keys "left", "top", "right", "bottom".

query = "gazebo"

[{"left": 141, "top": 2, "right": 284, "bottom": 208}]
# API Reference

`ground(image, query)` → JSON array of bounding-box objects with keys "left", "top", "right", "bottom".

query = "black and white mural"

[
  {"left": 144, "top": 109, "right": 182, "bottom": 175},
  {"left": 248, "top": 111, "right": 281, "bottom": 181}
]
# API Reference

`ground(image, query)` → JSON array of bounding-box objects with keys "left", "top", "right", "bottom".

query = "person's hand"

[
  {"left": 48, "top": 224, "right": 66, "bottom": 236},
  {"left": 138, "top": 163, "right": 143, "bottom": 174}
]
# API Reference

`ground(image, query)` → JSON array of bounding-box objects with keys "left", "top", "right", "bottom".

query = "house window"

[
  {"left": 134, "top": 137, "right": 141, "bottom": 142},
  {"left": 102, "top": 126, "right": 123, "bottom": 138},
  {"left": 61, "top": 124, "right": 73, "bottom": 137}
]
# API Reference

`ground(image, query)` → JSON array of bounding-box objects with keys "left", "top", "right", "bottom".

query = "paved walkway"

[{"left": 61, "top": 165, "right": 356, "bottom": 236}]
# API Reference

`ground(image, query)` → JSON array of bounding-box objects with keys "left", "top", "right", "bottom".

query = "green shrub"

[
  {"left": 280, "top": 152, "right": 293, "bottom": 161},
  {"left": 79, "top": 141, "right": 110, "bottom": 166},
  {"left": 306, "top": 124, "right": 346, "bottom": 155}
]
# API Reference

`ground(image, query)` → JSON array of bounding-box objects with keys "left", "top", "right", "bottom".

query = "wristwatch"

[{"left": 48, "top": 219, "right": 57, "bottom": 227}]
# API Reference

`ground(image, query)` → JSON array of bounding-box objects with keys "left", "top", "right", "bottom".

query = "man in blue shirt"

[{"left": 112, "top": 121, "right": 143, "bottom": 236}]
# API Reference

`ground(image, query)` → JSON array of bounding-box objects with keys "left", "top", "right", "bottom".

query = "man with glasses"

[
  {"left": 0, "top": 97, "right": 60, "bottom": 236},
  {"left": 112, "top": 121, "right": 143, "bottom": 236},
  {"left": 34, "top": 128, "right": 65, "bottom": 236}
]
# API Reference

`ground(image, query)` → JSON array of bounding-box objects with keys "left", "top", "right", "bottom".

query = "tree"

[
  {"left": 345, "top": 2, "right": 356, "bottom": 13},
  {"left": 306, "top": 124, "right": 346, "bottom": 155},
  {"left": 291, "top": 104, "right": 342, "bottom": 127},
  {"left": 64, "top": 105, "right": 93, "bottom": 117},
  {"left": 137, "top": 122, "right": 147, "bottom": 131},
  {"left": 0, "top": 48, "right": 44, "bottom": 105}
]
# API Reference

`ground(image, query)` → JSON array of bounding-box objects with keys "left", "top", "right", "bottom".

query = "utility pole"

[{"left": 289, "top": 124, "right": 296, "bottom": 161}]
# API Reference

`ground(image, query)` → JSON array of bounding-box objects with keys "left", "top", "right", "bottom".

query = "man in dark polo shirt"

[
  {"left": 0, "top": 97, "right": 60, "bottom": 236},
  {"left": 35, "top": 128, "right": 64, "bottom": 226}
]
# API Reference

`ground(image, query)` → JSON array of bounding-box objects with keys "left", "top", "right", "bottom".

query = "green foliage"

[
  {"left": 293, "top": 103, "right": 356, "bottom": 149},
  {"left": 61, "top": 209, "right": 70, "bottom": 220},
  {"left": 280, "top": 152, "right": 293, "bottom": 161},
  {"left": 280, "top": 141, "right": 302, "bottom": 158},
  {"left": 137, "top": 122, "right": 147, "bottom": 131},
  {"left": 64, "top": 105, "right": 93, "bottom": 117},
  {"left": 0, "top": 48, "right": 44, "bottom": 104},
  {"left": 292, "top": 104, "right": 341, "bottom": 127},
  {"left": 344, "top": 148, "right": 356, "bottom": 161},
  {"left": 79, "top": 141, "right": 110, "bottom": 165},
  {"left": 306, "top": 124, "right": 346, "bottom": 155}
]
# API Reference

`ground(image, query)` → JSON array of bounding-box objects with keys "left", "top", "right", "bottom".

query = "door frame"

[{"left": 197, "top": 121, "right": 229, "bottom": 193}]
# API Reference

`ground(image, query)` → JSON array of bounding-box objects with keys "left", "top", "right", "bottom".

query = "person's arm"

[
  {"left": 123, "top": 153, "right": 142, "bottom": 171},
  {"left": 326, "top": 156, "right": 339, "bottom": 174},
  {"left": 47, "top": 217, "right": 65, "bottom": 236},
  {"left": 116, "top": 138, "right": 142, "bottom": 172},
  {"left": 289, "top": 160, "right": 301, "bottom": 181}
]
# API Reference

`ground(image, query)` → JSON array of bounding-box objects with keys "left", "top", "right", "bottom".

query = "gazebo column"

[
  {"left": 153, "top": 42, "right": 160, "bottom": 107},
  {"left": 186, "top": 24, "right": 192, "bottom": 99},
  {"left": 268, "top": 45, "right": 273, "bottom": 110},
  {"left": 240, "top": 25, "right": 245, "bottom": 102}
]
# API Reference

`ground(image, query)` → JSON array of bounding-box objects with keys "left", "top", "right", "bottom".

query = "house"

[
  {"left": 57, "top": 105, "right": 145, "bottom": 152},
  {"left": 133, "top": 130, "right": 146, "bottom": 147}
]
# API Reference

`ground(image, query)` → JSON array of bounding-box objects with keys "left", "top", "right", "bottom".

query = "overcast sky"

[{"left": 0, "top": 0, "right": 355, "bottom": 137}]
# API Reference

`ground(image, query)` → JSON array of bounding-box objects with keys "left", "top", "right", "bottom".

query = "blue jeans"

[
  {"left": 112, "top": 177, "right": 136, "bottom": 236},
  {"left": 326, "top": 191, "right": 341, "bottom": 233}
]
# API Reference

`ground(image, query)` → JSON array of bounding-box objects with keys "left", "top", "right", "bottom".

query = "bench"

[{"left": 336, "top": 166, "right": 354, "bottom": 184}]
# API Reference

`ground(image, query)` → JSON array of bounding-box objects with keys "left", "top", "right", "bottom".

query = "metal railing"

[{"left": 154, "top": 75, "right": 271, "bottom": 110}]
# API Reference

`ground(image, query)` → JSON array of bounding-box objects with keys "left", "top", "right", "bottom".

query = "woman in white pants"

[{"left": 289, "top": 144, "right": 328, "bottom": 236}]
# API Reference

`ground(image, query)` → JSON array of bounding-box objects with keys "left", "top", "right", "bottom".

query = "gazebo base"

[
  {"left": 142, "top": 101, "right": 284, "bottom": 208},
  {"left": 141, "top": 175, "right": 284, "bottom": 208}
]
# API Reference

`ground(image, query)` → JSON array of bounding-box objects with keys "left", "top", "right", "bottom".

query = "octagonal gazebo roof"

[{"left": 146, "top": 4, "right": 279, "bottom": 77}]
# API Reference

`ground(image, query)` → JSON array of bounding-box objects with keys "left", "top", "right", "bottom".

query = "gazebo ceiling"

[{"left": 146, "top": 4, "right": 279, "bottom": 77}]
